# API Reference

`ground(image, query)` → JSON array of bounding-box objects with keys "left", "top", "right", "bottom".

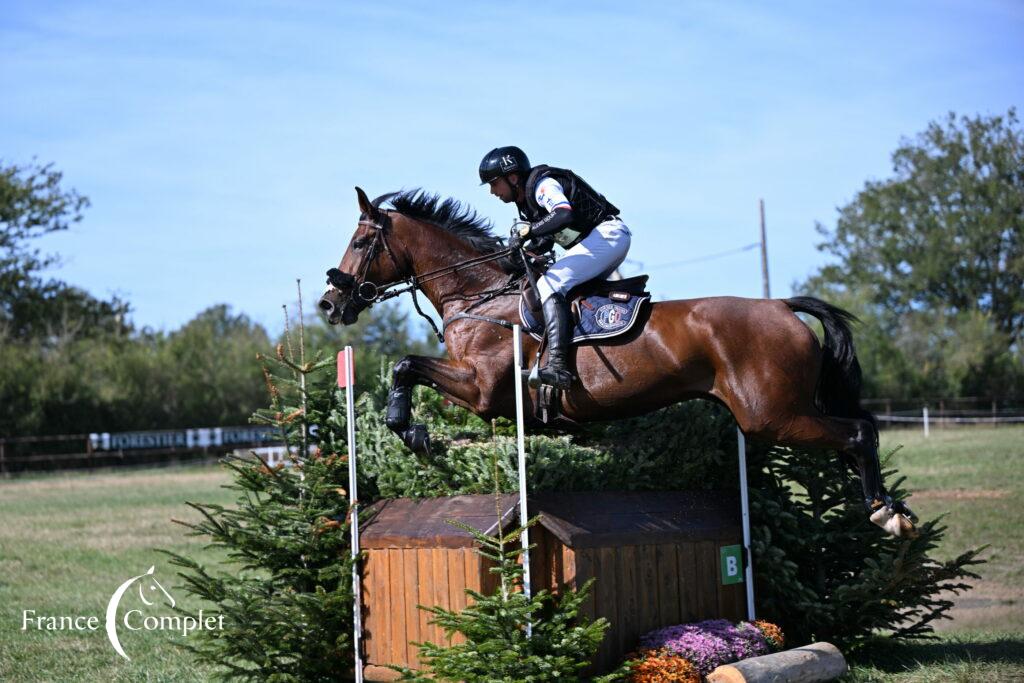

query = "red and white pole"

[{"left": 339, "top": 347, "right": 363, "bottom": 682}]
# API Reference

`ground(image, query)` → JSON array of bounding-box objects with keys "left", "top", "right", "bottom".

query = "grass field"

[
  {"left": 882, "top": 426, "right": 1024, "bottom": 633},
  {"left": 0, "top": 427, "right": 1022, "bottom": 681},
  {"left": 0, "top": 466, "right": 235, "bottom": 682}
]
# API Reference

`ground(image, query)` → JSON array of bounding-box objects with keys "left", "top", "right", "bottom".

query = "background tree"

[
  {"left": 0, "top": 158, "right": 440, "bottom": 438},
  {"left": 0, "top": 160, "right": 129, "bottom": 341},
  {"left": 801, "top": 110, "right": 1024, "bottom": 399}
]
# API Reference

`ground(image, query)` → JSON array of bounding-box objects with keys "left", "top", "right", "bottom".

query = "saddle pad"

[{"left": 519, "top": 292, "right": 651, "bottom": 344}]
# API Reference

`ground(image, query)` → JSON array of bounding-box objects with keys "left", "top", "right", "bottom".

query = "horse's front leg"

[{"left": 385, "top": 356, "right": 482, "bottom": 454}]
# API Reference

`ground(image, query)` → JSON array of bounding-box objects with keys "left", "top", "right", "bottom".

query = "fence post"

[{"left": 923, "top": 406, "right": 930, "bottom": 438}]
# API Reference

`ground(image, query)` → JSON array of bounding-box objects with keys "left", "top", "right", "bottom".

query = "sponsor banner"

[{"left": 89, "top": 426, "right": 281, "bottom": 451}]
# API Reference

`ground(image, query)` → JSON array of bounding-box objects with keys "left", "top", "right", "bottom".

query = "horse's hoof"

[
  {"left": 887, "top": 513, "right": 919, "bottom": 539},
  {"left": 870, "top": 505, "right": 919, "bottom": 539},
  {"left": 869, "top": 504, "right": 893, "bottom": 528},
  {"left": 403, "top": 424, "right": 431, "bottom": 455}
]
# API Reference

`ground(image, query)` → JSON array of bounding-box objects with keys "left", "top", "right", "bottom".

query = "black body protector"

[{"left": 519, "top": 166, "right": 620, "bottom": 249}]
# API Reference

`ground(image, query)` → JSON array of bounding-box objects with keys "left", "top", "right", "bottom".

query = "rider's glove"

[{"left": 509, "top": 223, "right": 530, "bottom": 251}]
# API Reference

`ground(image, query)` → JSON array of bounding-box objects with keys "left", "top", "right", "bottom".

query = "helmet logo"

[{"left": 500, "top": 155, "right": 516, "bottom": 171}]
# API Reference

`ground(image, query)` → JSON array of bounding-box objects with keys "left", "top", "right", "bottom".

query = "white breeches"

[{"left": 536, "top": 219, "right": 632, "bottom": 302}]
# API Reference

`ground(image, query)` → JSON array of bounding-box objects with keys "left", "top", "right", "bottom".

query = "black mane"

[{"left": 373, "top": 189, "right": 506, "bottom": 255}]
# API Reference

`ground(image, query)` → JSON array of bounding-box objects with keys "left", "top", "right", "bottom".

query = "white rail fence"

[{"left": 874, "top": 408, "right": 1024, "bottom": 436}]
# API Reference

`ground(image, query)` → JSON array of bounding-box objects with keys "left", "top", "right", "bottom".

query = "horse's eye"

[{"left": 352, "top": 237, "right": 369, "bottom": 250}]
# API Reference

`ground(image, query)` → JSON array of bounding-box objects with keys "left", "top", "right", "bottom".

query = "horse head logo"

[{"left": 105, "top": 565, "right": 175, "bottom": 661}]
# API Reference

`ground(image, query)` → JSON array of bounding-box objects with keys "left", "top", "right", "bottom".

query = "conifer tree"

[
  {"left": 745, "top": 442, "right": 984, "bottom": 647},
  {"left": 163, "top": 314, "right": 357, "bottom": 681}
]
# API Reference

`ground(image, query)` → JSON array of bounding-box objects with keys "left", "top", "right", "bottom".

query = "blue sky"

[{"left": 3, "top": 0, "right": 1022, "bottom": 335}]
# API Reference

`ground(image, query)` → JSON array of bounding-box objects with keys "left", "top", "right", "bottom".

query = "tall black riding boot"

[{"left": 538, "top": 294, "right": 574, "bottom": 389}]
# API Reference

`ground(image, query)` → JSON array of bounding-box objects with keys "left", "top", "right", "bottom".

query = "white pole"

[
  {"left": 512, "top": 325, "right": 532, "bottom": 637},
  {"left": 345, "top": 346, "right": 364, "bottom": 683},
  {"left": 923, "top": 406, "right": 930, "bottom": 438},
  {"left": 737, "top": 428, "right": 756, "bottom": 621}
]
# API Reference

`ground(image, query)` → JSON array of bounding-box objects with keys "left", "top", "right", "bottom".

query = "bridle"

[
  {"left": 325, "top": 211, "right": 518, "bottom": 340},
  {"left": 325, "top": 215, "right": 401, "bottom": 306}
]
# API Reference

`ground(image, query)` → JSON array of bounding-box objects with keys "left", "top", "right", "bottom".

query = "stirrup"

[{"left": 537, "top": 366, "right": 573, "bottom": 390}]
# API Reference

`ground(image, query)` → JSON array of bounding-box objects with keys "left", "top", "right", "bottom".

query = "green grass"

[
  {"left": 0, "top": 465, "right": 235, "bottom": 682},
  {"left": 843, "top": 631, "right": 1024, "bottom": 682},
  {"left": 836, "top": 426, "right": 1024, "bottom": 681},
  {"left": 1, "top": 428, "right": 1022, "bottom": 681},
  {"left": 882, "top": 426, "right": 1024, "bottom": 631}
]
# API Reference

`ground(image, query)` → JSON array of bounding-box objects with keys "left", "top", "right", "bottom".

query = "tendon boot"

[{"left": 537, "top": 294, "right": 575, "bottom": 389}]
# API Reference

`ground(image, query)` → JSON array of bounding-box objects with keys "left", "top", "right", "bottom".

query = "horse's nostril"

[{"left": 318, "top": 299, "right": 333, "bottom": 313}]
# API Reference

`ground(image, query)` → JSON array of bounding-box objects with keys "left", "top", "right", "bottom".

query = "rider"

[{"left": 479, "top": 146, "right": 631, "bottom": 389}]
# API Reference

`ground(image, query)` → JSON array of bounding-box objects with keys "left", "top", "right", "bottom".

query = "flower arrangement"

[
  {"left": 627, "top": 648, "right": 701, "bottom": 682},
  {"left": 630, "top": 618, "right": 785, "bottom": 679}
]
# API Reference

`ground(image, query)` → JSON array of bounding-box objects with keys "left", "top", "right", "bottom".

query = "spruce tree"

[
  {"left": 162, "top": 330, "right": 357, "bottom": 681},
  {"left": 746, "top": 442, "right": 984, "bottom": 647}
]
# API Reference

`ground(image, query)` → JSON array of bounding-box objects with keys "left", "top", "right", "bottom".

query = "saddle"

[{"left": 519, "top": 272, "right": 651, "bottom": 343}]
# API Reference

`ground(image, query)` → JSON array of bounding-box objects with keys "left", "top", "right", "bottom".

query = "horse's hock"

[{"left": 357, "top": 491, "right": 746, "bottom": 679}]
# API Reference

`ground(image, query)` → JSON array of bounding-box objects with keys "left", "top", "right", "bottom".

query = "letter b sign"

[{"left": 720, "top": 545, "right": 744, "bottom": 585}]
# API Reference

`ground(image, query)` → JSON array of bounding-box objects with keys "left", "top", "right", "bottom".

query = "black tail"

[{"left": 785, "top": 296, "right": 877, "bottom": 437}]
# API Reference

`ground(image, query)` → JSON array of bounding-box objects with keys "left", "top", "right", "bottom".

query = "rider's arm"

[
  {"left": 523, "top": 178, "right": 573, "bottom": 239},
  {"left": 528, "top": 207, "right": 573, "bottom": 238}
]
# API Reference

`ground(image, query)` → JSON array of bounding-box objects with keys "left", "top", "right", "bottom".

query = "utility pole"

[{"left": 759, "top": 199, "right": 771, "bottom": 298}]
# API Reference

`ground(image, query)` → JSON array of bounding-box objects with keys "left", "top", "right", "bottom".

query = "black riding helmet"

[{"left": 479, "top": 146, "right": 531, "bottom": 185}]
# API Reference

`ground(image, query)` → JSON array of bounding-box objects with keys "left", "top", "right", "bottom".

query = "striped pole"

[{"left": 340, "top": 347, "right": 363, "bottom": 682}]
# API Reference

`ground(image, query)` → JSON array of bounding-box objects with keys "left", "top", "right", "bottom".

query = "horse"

[{"left": 318, "top": 187, "right": 917, "bottom": 538}]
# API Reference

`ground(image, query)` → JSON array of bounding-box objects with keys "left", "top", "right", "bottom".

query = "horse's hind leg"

[{"left": 752, "top": 413, "right": 918, "bottom": 538}]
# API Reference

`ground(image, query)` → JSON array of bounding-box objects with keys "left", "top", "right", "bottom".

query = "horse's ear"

[{"left": 355, "top": 187, "right": 377, "bottom": 218}]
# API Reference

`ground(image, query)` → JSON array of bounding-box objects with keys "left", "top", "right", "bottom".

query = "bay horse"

[{"left": 318, "top": 188, "right": 916, "bottom": 537}]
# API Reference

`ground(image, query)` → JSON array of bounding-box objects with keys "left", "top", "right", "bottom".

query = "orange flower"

[
  {"left": 629, "top": 649, "right": 701, "bottom": 683},
  {"left": 754, "top": 620, "right": 784, "bottom": 649}
]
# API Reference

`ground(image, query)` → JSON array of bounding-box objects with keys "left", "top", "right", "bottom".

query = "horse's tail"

[{"left": 784, "top": 296, "right": 877, "bottom": 441}]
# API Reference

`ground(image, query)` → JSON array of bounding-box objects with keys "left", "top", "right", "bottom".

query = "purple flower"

[{"left": 639, "top": 619, "right": 770, "bottom": 675}]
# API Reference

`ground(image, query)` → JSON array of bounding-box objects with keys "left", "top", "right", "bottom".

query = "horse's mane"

[
  {"left": 372, "top": 189, "right": 506, "bottom": 255},
  {"left": 371, "top": 189, "right": 521, "bottom": 276}
]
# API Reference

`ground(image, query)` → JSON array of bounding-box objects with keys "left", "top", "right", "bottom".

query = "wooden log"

[{"left": 707, "top": 642, "right": 848, "bottom": 683}]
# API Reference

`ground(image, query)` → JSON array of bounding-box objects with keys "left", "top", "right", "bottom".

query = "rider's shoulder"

[
  {"left": 534, "top": 176, "right": 569, "bottom": 211},
  {"left": 535, "top": 176, "right": 566, "bottom": 195}
]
